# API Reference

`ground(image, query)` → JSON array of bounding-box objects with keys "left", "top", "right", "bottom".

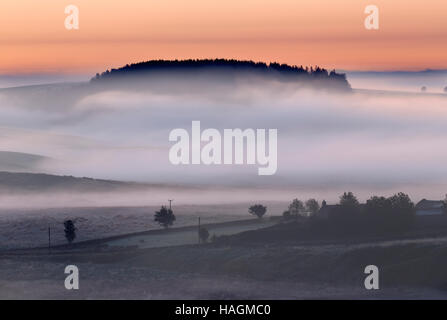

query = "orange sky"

[{"left": 0, "top": 0, "right": 446, "bottom": 74}]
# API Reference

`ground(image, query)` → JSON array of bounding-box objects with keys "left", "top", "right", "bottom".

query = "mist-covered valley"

[
  {"left": 0, "top": 67, "right": 447, "bottom": 204},
  {"left": 0, "top": 66, "right": 446, "bottom": 249},
  {"left": 1, "top": 64, "right": 447, "bottom": 299}
]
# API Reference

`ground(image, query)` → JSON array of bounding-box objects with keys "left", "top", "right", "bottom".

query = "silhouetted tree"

[
  {"left": 154, "top": 206, "right": 176, "bottom": 228},
  {"left": 199, "top": 227, "right": 210, "bottom": 243},
  {"left": 305, "top": 199, "right": 320, "bottom": 216},
  {"left": 386, "top": 192, "right": 415, "bottom": 229},
  {"left": 282, "top": 210, "right": 292, "bottom": 219},
  {"left": 444, "top": 87, "right": 447, "bottom": 93},
  {"left": 364, "top": 193, "right": 415, "bottom": 231},
  {"left": 335, "top": 192, "right": 361, "bottom": 222},
  {"left": 339, "top": 192, "right": 360, "bottom": 208},
  {"left": 421, "top": 86, "right": 427, "bottom": 92},
  {"left": 249, "top": 204, "right": 267, "bottom": 218},
  {"left": 366, "top": 196, "right": 391, "bottom": 215},
  {"left": 388, "top": 192, "right": 414, "bottom": 216},
  {"left": 366, "top": 193, "right": 414, "bottom": 218},
  {"left": 63, "top": 220, "right": 76, "bottom": 244},
  {"left": 365, "top": 196, "right": 393, "bottom": 225},
  {"left": 288, "top": 199, "right": 305, "bottom": 217}
]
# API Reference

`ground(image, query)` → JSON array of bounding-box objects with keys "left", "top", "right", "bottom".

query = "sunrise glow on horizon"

[{"left": 1, "top": 0, "right": 447, "bottom": 74}]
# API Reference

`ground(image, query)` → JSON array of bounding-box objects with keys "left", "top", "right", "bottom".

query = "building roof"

[
  {"left": 415, "top": 199, "right": 445, "bottom": 216},
  {"left": 416, "top": 199, "right": 444, "bottom": 209}
]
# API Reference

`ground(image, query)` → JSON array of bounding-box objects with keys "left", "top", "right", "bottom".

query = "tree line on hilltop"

[{"left": 91, "top": 59, "right": 351, "bottom": 89}]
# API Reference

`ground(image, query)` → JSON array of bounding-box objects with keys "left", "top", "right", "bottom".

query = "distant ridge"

[
  {"left": 0, "top": 151, "right": 48, "bottom": 172},
  {"left": 91, "top": 59, "right": 351, "bottom": 90},
  {"left": 344, "top": 69, "right": 447, "bottom": 76},
  {"left": 0, "top": 171, "right": 146, "bottom": 193}
]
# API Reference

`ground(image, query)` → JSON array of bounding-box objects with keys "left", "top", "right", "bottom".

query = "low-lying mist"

[
  {"left": 346, "top": 70, "right": 447, "bottom": 93},
  {"left": 0, "top": 73, "right": 447, "bottom": 205}
]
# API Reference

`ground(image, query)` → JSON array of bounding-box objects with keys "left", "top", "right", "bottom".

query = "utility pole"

[
  {"left": 168, "top": 199, "right": 173, "bottom": 210},
  {"left": 48, "top": 226, "right": 51, "bottom": 253},
  {"left": 198, "top": 217, "right": 201, "bottom": 244}
]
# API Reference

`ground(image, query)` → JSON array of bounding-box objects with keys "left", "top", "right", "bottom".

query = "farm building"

[{"left": 415, "top": 199, "right": 446, "bottom": 216}]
